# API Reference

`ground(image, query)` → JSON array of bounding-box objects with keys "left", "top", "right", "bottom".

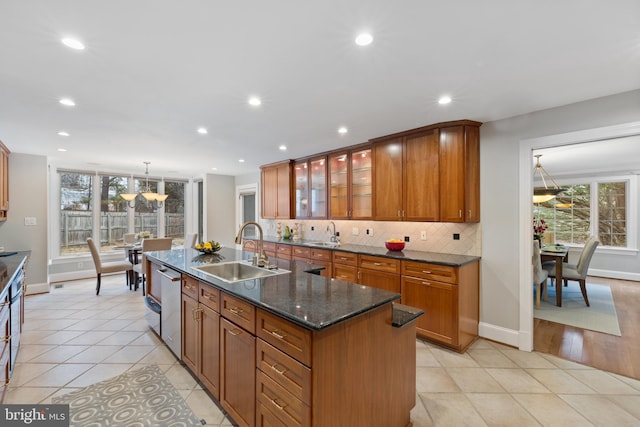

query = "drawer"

[
  {"left": 257, "top": 340, "right": 311, "bottom": 405},
  {"left": 257, "top": 309, "right": 312, "bottom": 366},
  {"left": 292, "top": 246, "right": 310, "bottom": 259},
  {"left": 221, "top": 293, "right": 256, "bottom": 334},
  {"left": 256, "top": 370, "right": 310, "bottom": 427},
  {"left": 198, "top": 283, "right": 220, "bottom": 312},
  {"left": 276, "top": 244, "right": 292, "bottom": 259},
  {"left": 332, "top": 250, "right": 357, "bottom": 266},
  {"left": 181, "top": 275, "right": 198, "bottom": 299},
  {"left": 309, "top": 248, "right": 331, "bottom": 262},
  {"left": 401, "top": 261, "right": 458, "bottom": 284},
  {"left": 359, "top": 254, "right": 400, "bottom": 274},
  {"left": 263, "top": 242, "right": 277, "bottom": 257},
  {"left": 333, "top": 264, "right": 357, "bottom": 283},
  {"left": 257, "top": 401, "right": 289, "bottom": 427}
]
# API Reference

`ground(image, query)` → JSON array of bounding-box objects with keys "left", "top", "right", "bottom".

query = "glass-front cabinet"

[
  {"left": 294, "top": 156, "right": 327, "bottom": 219},
  {"left": 329, "top": 146, "right": 372, "bottom": 219}
]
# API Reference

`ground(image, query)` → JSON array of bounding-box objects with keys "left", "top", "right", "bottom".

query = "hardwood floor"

[{"left": 534, "top": 276, "right": 640, "bottom": 380}]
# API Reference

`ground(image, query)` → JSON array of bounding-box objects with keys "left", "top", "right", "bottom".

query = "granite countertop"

[
  {"left": 254, "top": 236, "right": 480, "bottom": 267},
  {"left": 147, "top": 247, "right": 401, "bottom": 331},
  {"left": 0, "top": 251, "right": 31, "bottom": 296}
]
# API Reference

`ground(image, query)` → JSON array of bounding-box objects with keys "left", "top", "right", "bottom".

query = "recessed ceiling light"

[
  {"left": 197, "top": 127, "right": 208, "bottom": 134},
  {"left": 248, "top": 96, "right": 261, "bottom": 106},
  {"left": 61, "top": 37, "right": 85, "bottom": 50},
  {"left": 355, "top": 33, "right": 373, "bottom": 46},
  {"left": 239, "top": 159, "right": 245, "bottom": 163},
  {"left": 338, "top": 126, "right": 348, "bottom": 134},
  {"left": 59, "top": 98, "right": 75, "bottom": 107},
  {"left": 279, "top": 145, "right": 287, "bottom": 151},
  {"left": 211, "top": 167, "right": 217, "bottom": 171},
  {"left": 57, "top": 131, "right": 70, "bottom": 137},
  {"left": 438, "top": 95, "right": 452, "bottom": 105},
  {"left": 57, "top": 148, "right": 67, "bottom": 152}
]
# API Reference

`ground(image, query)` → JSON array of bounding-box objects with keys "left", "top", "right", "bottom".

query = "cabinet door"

[
  {"left": 294, "top": 160, "right": 309, "bottom": 218},
  {"left": 402, "top": 276, "right": 458, "bottom": 346},
  {"left": 220, "top": 318, "right": 256, "bottom": 427},
  {"left": 333, "top": 264, "right": 358, "bottom": 283},
  {"left": 404, "top": 129, "right": 440, "bottom": 221},
  {"left": 199, "top": 304, "right": 220, "bottom": 399},
  {"left": 464, "top": 125, "right": 481, "bottom": 222},
  {"left": 181, "top": 293, "right": 198, "bottom": 372},
  {"left": 439, "top": 126, "right": 466, "bottom": 222},
  {"left": 350, "top": 147, "right": 372, "bottom": 219},
  {"left": 374, "top": 138, "right": 403, "bottom": 220},
  {"left": 261, "top": 166, "right": 278, "bottom": 219},
  {"left": 359, "top": 269, "right": 400, "bottom": 293},
  {"left": 309, "top": 157, "right": 327, "bottom": 218},
  {"left": 276, "top": 162, "right": 292, "bottom": 219},
  {"left": 328, "top": 152, "right": 349, "bottom": 219}
]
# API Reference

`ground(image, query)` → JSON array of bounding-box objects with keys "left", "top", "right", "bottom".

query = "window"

[
  {"left": 60, "top": 172, "right": 94, "bottom": 255},
  {"left": 536, "top": 178, "right": 629, "bottom": 248},
  {"left": 100, "top": 175, "right": 129, "bottom": 251},
  {"left": 134, "top": 176, "right": 159, "bottom": 236},
  {"left": 164, "top": 180, "right": 185, "bottom": 245}
]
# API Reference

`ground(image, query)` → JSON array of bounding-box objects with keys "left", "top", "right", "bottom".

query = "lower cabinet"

[
  {"left": 357, "top": 254, "right": 401, "bottom": 293},
  {"left": 0, "top": 290, "right": 10, "bottom": 402}
]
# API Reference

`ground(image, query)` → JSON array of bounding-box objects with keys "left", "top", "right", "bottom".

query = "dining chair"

[
  {"left": 87, "top": 237, "right": 133, "bottom": 295},
  {"left": 544, "top": 237, "right": 599, "bottom": 306},
  {"left": 542, "top": 235, "right": 595, "bottom": 287},
  {"left": 532, "top": 240, "right": 549, "bottom": 309},
  {"left": 132, "top": 237, "right": 173, "bottom": 294},
  {"left": 185, "top": 232, "right": 198, "bottom": 248}
]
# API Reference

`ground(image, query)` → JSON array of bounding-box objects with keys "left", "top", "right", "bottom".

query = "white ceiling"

[{"left": 1, "top": 1, "right": 639, "bottom": 178}]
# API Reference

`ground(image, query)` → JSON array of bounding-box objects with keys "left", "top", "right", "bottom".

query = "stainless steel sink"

[
  {"left": 307, "top": 241, "right": 340, "bottom": 248},
  {"left": 192, "top": 261, "right": 290, "bottom": 283}
]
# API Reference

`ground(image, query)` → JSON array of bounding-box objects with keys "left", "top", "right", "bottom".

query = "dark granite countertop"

[
  {"left": 252, "top": 236, "right": 480, "bottom": 267},
  {"left": 0, "top": 251, "right": 31, "bottom": 297},
  {"left": 147, "top": 247, "right": 401, "bottom": 331}
]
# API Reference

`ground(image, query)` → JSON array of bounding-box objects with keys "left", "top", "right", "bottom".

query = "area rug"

[
  {"left": 52, "top": 365, "right": 202, "bottom": 426},
  {"left": 534, "top": 281, "right": 622, "bottom": 336}
]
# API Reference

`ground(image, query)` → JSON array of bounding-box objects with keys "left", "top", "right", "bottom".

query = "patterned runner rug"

[{"left": 52, "top": 365, "right": 202, "bottom": 426}]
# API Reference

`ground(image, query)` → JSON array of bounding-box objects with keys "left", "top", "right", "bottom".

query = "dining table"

[
  {"left": 113, "top": 243, "right": 143, "bottom": 289},
  {"left": 540, "top": 244, "right": 569, "bottom": 307}
]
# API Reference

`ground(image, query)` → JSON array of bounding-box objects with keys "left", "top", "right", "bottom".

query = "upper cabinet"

[
  {"left": 260, "top": 119, "right": 480, "bottom": 223},
  {"left": 0, "top": 141, "right": 9, "bottom": 221},
  {"left": 328, "top": 146, "right": 372, "bottom": 219},
  {"left": 294, "top": 156, "right": 327, "bottom": 219},
  {"left": 260, "top": 161, "right": 294, "bottom": 219}
]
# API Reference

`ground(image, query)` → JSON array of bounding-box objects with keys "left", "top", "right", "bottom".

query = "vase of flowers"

[{"left": 533, "top": 217, "right": 548, "bottom": 245}]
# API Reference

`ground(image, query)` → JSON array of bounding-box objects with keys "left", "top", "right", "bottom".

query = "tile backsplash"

[{"left": 259, "top": 219, "right": 481, "bottom": 256}]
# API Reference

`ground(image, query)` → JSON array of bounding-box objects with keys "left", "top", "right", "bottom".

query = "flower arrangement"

[
  {"left": 195, "top": 240, "right": 222, "bottom": 254},
  {"left": 533, "top": 217, "right": 548, "bottom": 240},
  {"left": 136, "top": 231, "right": 151, "bottom": 239}
]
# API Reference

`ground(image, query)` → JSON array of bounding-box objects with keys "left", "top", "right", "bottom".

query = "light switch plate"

[
  {"left": 25, "top": 217, "right": 37, "bottom": 226},
  {"left": 352, "top": 227, "right": 359, "bottom": 236},
  {"left": 420, "top": 231, "right": 427, "bottom": 240}
]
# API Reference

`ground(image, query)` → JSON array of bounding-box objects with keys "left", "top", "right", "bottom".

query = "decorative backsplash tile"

[{"left": 259, "top": 219, "right": 481, "bottom": 256}]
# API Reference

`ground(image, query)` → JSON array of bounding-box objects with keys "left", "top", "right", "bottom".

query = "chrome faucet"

[
  {"left": 327, "top": 221, "right": 338, "bottom": 243},
  {"left": 235, "top": 221, "right": 268, "bottom": 267}
]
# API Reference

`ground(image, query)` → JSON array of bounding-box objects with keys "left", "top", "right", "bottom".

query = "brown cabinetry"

[
  {"left": 332, "top": 250, "right": 358, "bottom": 282},
  {"left": 0, "top": 289, "right": 9, "bottom": 402},
  {"left": 401, "top": 260, "right": 479, "bottom": 352},
  {"left": 294, "top": 156, "right": 327, "bottom": 219},
  {"left": 292, "top": 246, "right": 331, "bottom": 278},
  {"left": 358, "top": 254, "right": 401, "bottom": 293},
  {"left": 261, "top": 161, "right": 294, "bottom": 219},
  {"left": 328, "top": 146, "right": 372, "bottom": 219},
  {"left": 0, "top": 141, "right": 9, "bottom": 221}
]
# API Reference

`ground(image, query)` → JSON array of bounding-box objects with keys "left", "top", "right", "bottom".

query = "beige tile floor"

[{"left": 7, "top": 276, "right": 640, "bottom": 426}]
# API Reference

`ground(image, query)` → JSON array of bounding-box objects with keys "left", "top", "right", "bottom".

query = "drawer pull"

[
  {"left": 421, "top": 281, "right": 431, "bottom": 286},
  {"left": 1, "top": 335, "right": 10, "bottom": 343},
  {"left": 270, "top": 364, "right": 287, "bottom": 375},
  {"left": 373, "top": 262, "right": 382, "bottom": 266},
  {"left": 271, "top": 330, "right": 286, "bottom": 340},
  {"left": 270, "top": 398, "right": 286, "bottom": 411},
  {"left": 184, "top": 284, "right": 194, "bottom": 291},
  {"left": 228, "top": 328, "right": 241, "bottom": 336},
  {"left": 339, "top": 257, "right": 348, "bottom": 261},
  {"left": 0, "top": 302, "right": 8, "bottom": 307},
  {"left": 202, "top": 293, "right": 214, "bottom": 300},
  {"left": 228, "top": 307, "right": 243, "bottom": 315},
  {"left": 421, "top": 270, "right": 432, "bottom": 274}
]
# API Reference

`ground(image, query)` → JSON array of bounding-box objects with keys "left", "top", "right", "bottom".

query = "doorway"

[{"left": 236, "top": 183, "right": 258, "bottom": 242}]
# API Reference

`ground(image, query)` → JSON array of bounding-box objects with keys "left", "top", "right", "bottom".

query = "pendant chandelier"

[
  {"left": 119, "top": 162, "right": 168, "bottom": 208},
  {"left": 532, "top": 154, "right": 563, "bottom": 204}
]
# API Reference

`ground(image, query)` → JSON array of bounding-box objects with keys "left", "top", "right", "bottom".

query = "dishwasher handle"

[{"left": 157, "top": 269, "right": 181, "bottom": 282}]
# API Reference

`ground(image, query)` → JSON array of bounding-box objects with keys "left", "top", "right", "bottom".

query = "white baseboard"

[
  {"left": 478, "top": 322, "right": 520, "bottom": 349},
  {"left": 589, "top": 268, "right": 640, "bottom": 282},
  {"left": 49, "top": 269, "right": 97, "bottom": 284},
  {"left": 25, "top": 282, "right": 50, "bottom": 295}
]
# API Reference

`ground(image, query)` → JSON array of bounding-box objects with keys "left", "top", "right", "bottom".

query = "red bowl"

[{"left": 385, "top": 241, "right": 405, "bottom": 251}]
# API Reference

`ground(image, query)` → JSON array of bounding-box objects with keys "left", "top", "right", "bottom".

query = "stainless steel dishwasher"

[{"left": 158, "top": 266, "right": 182, "bottom": 358}]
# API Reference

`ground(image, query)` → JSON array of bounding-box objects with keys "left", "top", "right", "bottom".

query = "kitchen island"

[{"left": 147, "top": 247, "right": 421, "bottom": 427}]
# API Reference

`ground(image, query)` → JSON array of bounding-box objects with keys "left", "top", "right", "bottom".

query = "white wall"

[
  {"left": 479, "top": 89, "right": 640, "bottom": 348},
  {"left": 205, "top": 174, "right": 236, "bottom": 247},
  {"left": 0, "top": 153, "right": 48, "bottom": 293}
]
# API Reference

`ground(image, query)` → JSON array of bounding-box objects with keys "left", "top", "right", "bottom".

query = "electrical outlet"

[
  {"left": 311, "top": 226, "right": 315, "bottom": 231},
  {"left": 24, "top": 217, "right": 37, "bottom": 226},
  {"left": 404, "top": 236, "right": 410, "bottom": 242},
  {"left": 352, "top": 227, "right": 359, "bottom": 236},
  {"left": 366, "top": 228, "right": 373, "bottom": 236},
  {"left": 420, "top": 231, "right": 427, "bottom": 240},
  {"left": 453, "top": 233, "right": 460, "bottom": 240}
]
